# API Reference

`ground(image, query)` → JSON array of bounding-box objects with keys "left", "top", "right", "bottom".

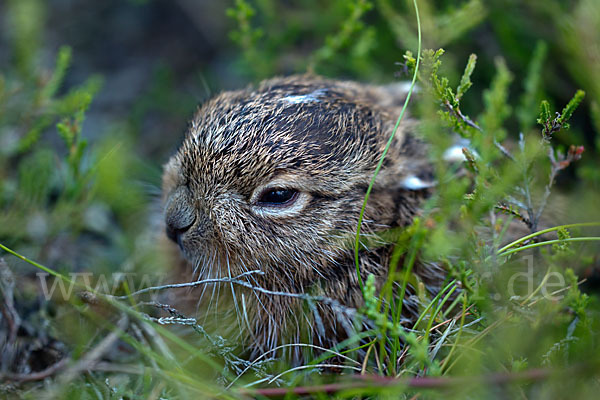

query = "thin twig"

[
  {"left": 497, "top": 222, "right": 600, "bottom": 254},
  {"left": 533, "top": 147, "right": 560, "bottom": 228},
  {"left": 265, "top": 364, "right": 362, "bottom": 385},
  {"left": 142, "top": 301, "right": 277, "bottom": 380},
  {"left": 499, "top": 237, "right": 600, "bottom": 257},
  {"left": 115, "top": 272, "right": 357, "bottom": 322},
  {"left": 443, "top": 100, "right": 515, "bottom": 161},
  {"left": 113, "top": 270, "right": 264, "bottom": 299},
  {"left": 526, "top": 279, "right": 586, "bottom": 308},
  {"left": 91, "top": 361, "right": 146, "bottom": 375},
  {"left": 226, "top": 343, "right": 361, "bottom": 389},
  {"left": 494, "top": 203, "right": 533, "bottom": 230},
  {"left": 517, "top": 132, "right": 537, "bottom": 231}
]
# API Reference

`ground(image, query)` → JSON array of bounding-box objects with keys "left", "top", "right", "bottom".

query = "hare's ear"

[
  {"left": 373, "top": 82, "right": 418, "bottom": 109},
  {"left": 400, "top": 174, "right": 435, "bottom": 190},
  {"left": 442, "top": 138, "right": 476, "bottom": 163},
  {"left": 397, "top": 138, "right": 479, "bottom": 191}
]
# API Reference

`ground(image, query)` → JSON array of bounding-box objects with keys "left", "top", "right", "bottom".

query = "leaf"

[
  {"left": 40, "top": 46, "right": 72, "bottom": 101},
  {"left": 559, "top": 90, "right": 585, "bottom": 125},
  {"left": 518, "top": 41, "right": 547, "bottom": 132},
  {"left": 480, "top": 57, "right": 513, "bottom": 140},
  {"left": 538, "top": 100, "right": 551, "bottom": 126},
  {"left": 456, "top": 54, "right": 477, "bottom": 102}
]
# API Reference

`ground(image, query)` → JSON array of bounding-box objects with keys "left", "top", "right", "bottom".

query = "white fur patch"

[
  {"left": 396, "top": 81, "right": 418, "bottom": 95},
  {"left": 281, "top": 89, "right": 327, "bottom": 104},
  {"left": 401, "top": 175, "right": 435, "bottom": 190},
  {"left": 443, "top": 140, "right": 479, "bottom": 162},
  {"left": 443, "top": 145, "right": 467, "bottom": 162}
]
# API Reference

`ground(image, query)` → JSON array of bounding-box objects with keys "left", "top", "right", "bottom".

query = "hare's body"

[{"left": 162, "top": 75, "right": 445, "bottom": 362}]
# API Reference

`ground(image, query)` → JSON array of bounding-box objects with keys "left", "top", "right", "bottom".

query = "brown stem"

[
  {"left": 0, "top": 357, "right": 70, "bottom": 383},
  {"left": 239, "top": 368, "right": 556, "bottom": 397}
]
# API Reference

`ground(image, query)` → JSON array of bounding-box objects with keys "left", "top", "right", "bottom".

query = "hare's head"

[{"left": 162, "top": 76, "right": 430, "bottom": 281}]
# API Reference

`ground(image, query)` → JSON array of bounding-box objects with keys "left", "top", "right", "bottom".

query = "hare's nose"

[
  {"left": 165, "top": 211, "right": 196, "bottom": 243},
  {"left": 165, "top": 187, "right": 196, "bottom": 244}
]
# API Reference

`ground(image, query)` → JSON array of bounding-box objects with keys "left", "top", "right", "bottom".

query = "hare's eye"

[{"left": 257, "top": 188, "right": 298, "bottom": 206}]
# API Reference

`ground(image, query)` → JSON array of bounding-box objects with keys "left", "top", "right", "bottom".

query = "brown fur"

[{"left": 162, "top": 75, "right": 445, "bottom": 362}]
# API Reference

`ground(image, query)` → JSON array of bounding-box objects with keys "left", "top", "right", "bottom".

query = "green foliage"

[
  {"left": 456, "top": 53, "right": 477, "bottom": 102},
  {"left": 226, "top": 0, "right": 379, "bottom": 78},
  {"left": 564, "top": 268, "right": 590, "bottom": 321},
  {"left": 362, "top": 273, "right": 434, "bottom": 372},
  {"left": 377, "top": 0, "right": 487, "bottom": 49},
  {"left": 518, "top": 41, "right": 548, "bottom": 132},
  {"left": 226, "top": 0, "right": 269, "bottom": 78},
  {"left": 6, "top": 0, "right": 45, "bottom": 77},
  {"left": 309, "top": 0, "right": 373, "bottom": 71},
  {"left": 552, "top": 227, "right": 573, "bottom": 253},
  {"left": 480, "top": 58, "right": 512, "bottom": 141},
  {"left": 369, "top": 43, "right": 599, "bottom": 398},
  {"left": 0, "top": 0, "right": 165, "bottom": 338},
  {"left": 538, "top": 89, "right": 585, "bottom": 141},
  {"left": 560, "top": 89, "right": 586, "bottom": 125},
  {"left": 0, "top": 45, "right": 102, "bottom": 245},
  {"left": 17, "top": 149, "right": 55, "bottom": 207}
]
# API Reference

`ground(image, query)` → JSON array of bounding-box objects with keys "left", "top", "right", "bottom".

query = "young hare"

[{"left": 162, "top": 75, "right": 446, "bottom": 362}]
